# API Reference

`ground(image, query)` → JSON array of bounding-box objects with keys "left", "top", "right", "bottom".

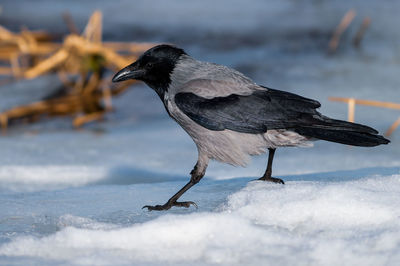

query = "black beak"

[{"left": 112, "top": 62, "right": 146, "bottom": 82}]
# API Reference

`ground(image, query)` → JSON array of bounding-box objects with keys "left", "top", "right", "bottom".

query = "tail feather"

[
  {"left": 295, "top": 117, "right": 390, "bottom": 147},
  {"left": 317, "top": 116, "right": 378, "bottom": 134}
]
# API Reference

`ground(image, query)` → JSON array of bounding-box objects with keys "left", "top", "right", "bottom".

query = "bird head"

[{"left": 112, "top": 44, "right": 186, "bottom": 98}]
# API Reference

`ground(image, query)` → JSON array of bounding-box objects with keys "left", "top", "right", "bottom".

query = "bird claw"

[
  {"left": 257, "top": 176, "right": 285, "bottom": 184},
  {"left": 142, "top": 201, "right": 198, "bottom": 211},
  {"left": 174, "top": 201, "right": 198, "bottom": 208},
  {"left": 142, "top": 204, "right": 169, "bottom": 211}
]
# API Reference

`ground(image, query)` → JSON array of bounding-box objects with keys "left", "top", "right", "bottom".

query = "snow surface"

[
  {"left": 1, "top": 175, "right": 400, "bottom": 265},
  {"left": 1, "top": 0, "right": 400, "bottom": 265}
]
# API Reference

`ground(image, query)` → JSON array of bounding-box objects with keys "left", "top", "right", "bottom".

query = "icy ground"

[
  {"left": 1, "top": 174, "right": 400, "bottom": 266},
  {"left": 1, "top": 0, "right": 400, "bottom": 265}
]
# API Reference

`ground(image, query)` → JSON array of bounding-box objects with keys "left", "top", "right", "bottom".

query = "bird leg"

[
  {"left": 142, "top": 163, "right": 205, "bottom": 211},
  {"left": 258, "top": 148, "right": 285, "bottom": 184}
]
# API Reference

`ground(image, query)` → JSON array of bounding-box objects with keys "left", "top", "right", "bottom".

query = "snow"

[
  {"left": 1, "top": 0, "right": 400, "bottom": 265},
  {"left": 1, "top": 175, "right": 400, "bottom": 265}
]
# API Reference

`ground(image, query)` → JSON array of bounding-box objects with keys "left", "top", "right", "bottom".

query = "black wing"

[
  {"left": 174, "top": 87, "right": 378, "bottom": 135},
  {"left": 175, "top": 88, "right": 320, "bottom": 133}
]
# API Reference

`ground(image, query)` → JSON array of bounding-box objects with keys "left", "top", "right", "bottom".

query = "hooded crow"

[{"left": 112, "top": 44, "right": 390, "bottom": 211}]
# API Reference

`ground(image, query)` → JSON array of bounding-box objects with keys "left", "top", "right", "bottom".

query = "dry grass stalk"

[
  {"left": 329, "top": 97, "right": 400, "bottom": 110},
  {"left": 0, "top": 10, "right": 153, "bottom": 130},
  {"left": 385, "top": 117, "right": 400, "bottom": 137},
  {"left": 353, "top": 17, "right": 371, "bottom": 48},
  {"left": 329, "top": 97, "right": 400, "bottom": 136},
  {"left": 328, "top": 9, "right": 356, "bottom": 54},
  {"left": 23, "top": 48, "right": 69, "bottom": 79},
  {"left": 62, "top": 12, "right": 80, "bottom": 34},
  {"left": 73, "top": 112, "right": 104, "bottom": 128},
  {"left": 347, "top": 98, "right": 355, "bottom": 122},
  {"left": 83, "top": 10, "right": 102, "bottom": 43}
]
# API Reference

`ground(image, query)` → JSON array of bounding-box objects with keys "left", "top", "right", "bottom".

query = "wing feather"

[
  {"left": 175, "top": 86, "right": 377, "bottom": 135},
  {"left": 175, "top": 88, "right": 319, "bottom": 134}
]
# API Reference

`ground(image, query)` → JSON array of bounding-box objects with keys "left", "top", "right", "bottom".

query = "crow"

[{"left": 112, "top": 44, "right": 390, "bottom": 211}]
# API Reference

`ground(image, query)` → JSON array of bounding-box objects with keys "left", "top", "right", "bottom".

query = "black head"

[{"left": 112, "top": 44, "right": 186, "bottom": 98}]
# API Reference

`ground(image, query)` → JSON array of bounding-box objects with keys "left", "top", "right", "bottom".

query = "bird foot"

[
  {"left": 142, "top": 200, "right": 198, "bottom": 211},
  {"left": 258, "top": 176, "right": 285, "bottom": 184}
]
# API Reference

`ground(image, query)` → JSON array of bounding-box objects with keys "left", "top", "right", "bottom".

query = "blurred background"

[
  {"left": 0, "top": 1, "right": 400, "bottom": 264},
  {"left": 0, "top": 0, "right": 398, "bottom": 178}
]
